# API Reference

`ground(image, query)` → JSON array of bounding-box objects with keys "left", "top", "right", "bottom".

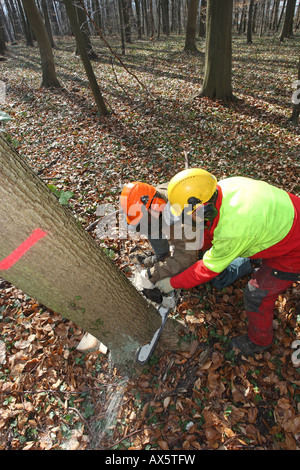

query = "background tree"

[
  {"left": 63, "top": 0, "right": 109, "bottom": 116},
  {"left": 0, "top": 135, "right": 189, "bottom": 372},
  {"left": 74, "top": 1, "right": 98, "bottom": 59},
  {"left": 17, "top": 0, "right": 34, "bottom": 46},
  {"left": 22, "top": 0, "right": 60, "bottom": 87},
  {"left": 199, "top": 0, "right": 207, "bottom": 38},
  {"left": 184, "top": 0, "right": 200, "bottom": 53},
  {"left": 0, "top": 13, "right": 7, "bottom": 56},
  {"left": 280, "top": 0, "right": 297, "bottom": 41},
  {"left": 200, "top": 0, "right": 234, "bottom": 101},
  {"left": 246, "top": 0, "right": 255, "bottom": 44},
  {"left": 41, "top": 0, "right": 56, "bottom": 48}
]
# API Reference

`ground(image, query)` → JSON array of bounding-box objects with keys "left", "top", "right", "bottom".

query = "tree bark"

[
  {"left": 184, "top": 0, "right": 200, "bottom": 53},
  {"left": 17, "top": 0, "right": 34, "bottom": 47},
  {"left": 74, "top": 2, "right": 98, "bottom": 59},
  {"left": 22, "top": 0, "right": 61, "bottom": 87},
  {"left": 161, "top": 0, "right": 170, "bottom": 35},
  {"left": 199, "top": 0, "right": 206, "bottom": 38},
  {"left": 0, "top": 136, "right": 188, "bottom": 372},
  {"left": 63, "top": 0, "right": 109, "bottom": 117},
  {"left": 200, "top": 0, "right": 234, "bottom": 101},
  {"left": 0, "top": 13, "right": 7, "bottom": 55},
  {"left": 121, "top": 0, "right": 132, "bottom": 42},
  {"left": 280, "top": 0, "right": 296, "bottom": 40},
  {"left": 246, "top": 0, "right": 255, "bottom": 44},
  {"left": 41, "top": 0, "right": 56, "bottom": 48}
]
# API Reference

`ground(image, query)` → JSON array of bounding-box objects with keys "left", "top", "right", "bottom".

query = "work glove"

[
  {"left": 134, "top": 269, "right": 154, "bottom": 290},
  {"left": 155, "top": 277, "right": 174, "bottom": 294}
]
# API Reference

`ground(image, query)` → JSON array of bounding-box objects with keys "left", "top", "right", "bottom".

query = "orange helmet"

[{"left": 120, "top": 182, "right": 165, "bottom": 225}]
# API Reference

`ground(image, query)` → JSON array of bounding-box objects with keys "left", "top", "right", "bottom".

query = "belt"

[{"left": 271, "top": 269, "right": 300, "bottom": 281}]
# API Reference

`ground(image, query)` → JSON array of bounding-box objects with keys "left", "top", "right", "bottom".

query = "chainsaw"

[
  {"left": 133, "top": 269, "right": 177, "bottom": 365},
  {"left": 136, "top": 304, "right": 170, "bottom": 364}
]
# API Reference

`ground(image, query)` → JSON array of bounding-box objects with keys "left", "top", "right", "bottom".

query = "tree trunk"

[
  {"left": 118, "top": 0, "right": 126, "bottom": 54},
  {"left": 200, "top": 0, "right": 234, "bottom": 101},
  {"left": 246, "top": 0, "right": 255, "bottom": 44},
  {"left": 184, "top": 0, "right": 200, "bottom": 53},
  {"left": 17, "top": 0, "right": 34, "bottom": 46},
  {"left": 270, "top": 0, "right": 280, "bottom": 30},
  {"left": 280, "top": 0, "right": 296, "bottom": 40},
  {"left": 199, "top": 0, "right": 206, "bottom": 38},
  {"left": 74, "top": 2, "right": 98, "bottom": 59},
  {"left": 149, "top": 0, "right": 155, "bottom": 37},
  {"left": 161, "top": 0, "right": 170, "bottom": 35},
  {"left": 0, "top": 13, "right": 7, "bottom": 55},
  {"left": 63, "top": 0, "right": 109, "bottom": 117},
  {"left": 0, "top": 136, "right": 188, "bottom": 372},
  {"left": 134, "top": 0, "right": 142, "bottom": 38},
  {"left": 22, "top": 0, "right": 60, "bottom": 87},
  {"left": 41, "top": 0, "right": 56, "bottom": 48},
  {"left": 121, "top": 0, "right": 132, "bottom": 42},
  {"left": 47, "top": 0, "right": 61, "bottom": 36}
]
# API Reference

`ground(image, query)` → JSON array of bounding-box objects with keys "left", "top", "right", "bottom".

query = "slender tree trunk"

[
  {"left": 0, "top": 136, "right": 188, "bottom": 372},
  {"left": 0, "top": 13, "right": 7, "bottom": 55},
  {"left": 0, "top": 1, "right": 13, "bottom": 43},
  {"left": 118, "top": 0, "right": 126, "bottom": 54},
  {"left": 17, "top": 0, "right": 34, "bottom": 46},
  {"left": 178, "top": 0, "right": 182, "bottom": 34},
  {"left": 276, "top": 0, "right": 287, "bottom": 31},
  {"left": 161, "top": 0, "right": 170, "bottom": 35},
  {"left": 200, "top": 0, "right": 234, "bottom": 101},
  {"left": 199, "top": 0, "right": 206, "bottom": 37},
  {"left": 271, "top": 0, "right": 280, "bottom": 30},
  {"left": 134, "top": 0, "right": 142, "bottom": 38},
  {"left": 47, "top": 0, "right": 60, "bottom": 36},
  {"left": 22, "top": 0, "right": 60, "bottom": 87},
  {"left": 149, "top": 0, "right": 155, "bottom": 37},
  {"left": 246, "top": 0, "right": 255, "bottom": 44},
  {"left": 184, "top": 0, "right": 200, "bottom": 53},
  {"left": 63, "top": 0, "right": 109, "bottom": 117},
  {"left": 121, "top": 0, "right": 132, "bottom": 42},
  {"left": 74, "top": 3, "right": 98, "bottom": 59},
  {"left": 41, "top": 0, "right": 55, "bottom": 48},
  {"left": 92, "top": 0, "right": 103, "bottom": 33}
]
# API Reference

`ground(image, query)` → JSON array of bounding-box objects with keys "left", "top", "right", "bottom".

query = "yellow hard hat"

[{"left": 167, "top": 168, "right": 217, "bottom": 216}]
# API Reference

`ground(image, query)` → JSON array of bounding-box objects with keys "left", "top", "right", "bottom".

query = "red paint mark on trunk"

[{"left": 0, "top": 229, "right": 47, "bottom": 270}]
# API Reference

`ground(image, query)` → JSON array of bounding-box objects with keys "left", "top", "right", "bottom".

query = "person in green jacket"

[{"left": 155, "top": 169, "right": 300, "bottom": 356}]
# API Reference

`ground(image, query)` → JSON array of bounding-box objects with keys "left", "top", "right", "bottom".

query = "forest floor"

[{"left": 0, "top": 33, "right": 300, "bottom": 451}]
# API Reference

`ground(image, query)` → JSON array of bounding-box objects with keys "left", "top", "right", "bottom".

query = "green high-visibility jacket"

[{"left": 203, "top": 177, "right": 294, "bottom": 274}]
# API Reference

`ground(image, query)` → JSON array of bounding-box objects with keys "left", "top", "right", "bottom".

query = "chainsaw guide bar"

[{"left": 136, "top": 306, "right": 170, "bottom": 364}]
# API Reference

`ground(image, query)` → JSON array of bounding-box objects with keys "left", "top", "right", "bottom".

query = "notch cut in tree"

[{"left": 0, "top": 136, "right": 189, "bottom": 372}]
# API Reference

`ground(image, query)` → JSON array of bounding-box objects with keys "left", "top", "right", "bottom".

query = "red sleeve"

[{"left": 170, "top": 259, "right": 220, "bottom": 289}]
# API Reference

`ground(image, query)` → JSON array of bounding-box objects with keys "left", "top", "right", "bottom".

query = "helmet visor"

[{"left": 163, "top": 201, "right": 182, "bottom": 225}]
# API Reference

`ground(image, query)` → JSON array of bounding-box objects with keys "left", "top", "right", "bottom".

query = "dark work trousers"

[{"left": 244, "top": 263, "right": 295, "bottom": 346}]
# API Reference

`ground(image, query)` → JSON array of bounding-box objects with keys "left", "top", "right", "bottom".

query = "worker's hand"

[
  {"left": 135, "top": 269, "right": 154, "bottom": 290},
  {"left": 155, "top": 277, "right": 174, "bottom": 293}
]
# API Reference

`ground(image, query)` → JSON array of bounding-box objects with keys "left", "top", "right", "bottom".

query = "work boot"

[{"left": 231, "top": 334, "right": 270, "bottom": 356}]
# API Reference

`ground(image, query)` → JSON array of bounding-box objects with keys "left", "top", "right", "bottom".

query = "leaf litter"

[{"left": 0, "top": 35, "right": 300, "bottom": 450}]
